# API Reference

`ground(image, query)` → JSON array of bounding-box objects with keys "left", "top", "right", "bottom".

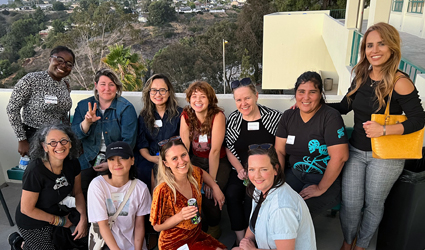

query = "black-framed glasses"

[
  {"left": 51, "top": 55, "right": 74, "bottom": 69},
  {"left": 47, "top": 139, "right": 71, "bottom": 147},
  {"left": 231, "top": 78, "right": 252, "bottom": 90},
  {"left": 248, "top": 143, "right": 273, "bottom": 151},
  {"left": 150, "top": 88, "right": 169, "bottom": 96},
  {"left": 158, "top": 136, "right": 181, "bottom": 147}
]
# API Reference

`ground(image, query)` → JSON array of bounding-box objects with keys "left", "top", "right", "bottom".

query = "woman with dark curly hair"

[
  {"left": 180, "top": 81, "right": 231, "bottom": 238},
  {"left": 10, "top": 123, "right": 87, "bottom": 250}
]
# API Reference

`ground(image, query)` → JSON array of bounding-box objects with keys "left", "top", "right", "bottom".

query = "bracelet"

[
  {"left": 49, "top": 216, "right": 55, "bottom": 225},
  {"left": 59, "top": 216, "right": 66, "bottom": 227},
  {"left": 383, "top": 125, "right": 386, "bottom": 136}
]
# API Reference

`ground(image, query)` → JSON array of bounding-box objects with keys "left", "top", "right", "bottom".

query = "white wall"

[{"left": 402, "top": 14, "right": 425, "bottom": 37}]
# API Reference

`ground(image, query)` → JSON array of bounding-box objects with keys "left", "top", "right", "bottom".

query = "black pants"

[
  {"left": 225, "top": 169, "right": 252, "bottom": 231},
  {"left": 81, "top": 167, "right": 98, "bottom": 201}
]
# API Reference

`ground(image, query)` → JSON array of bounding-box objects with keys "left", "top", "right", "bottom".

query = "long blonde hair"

[
  {"left": 155, "top": 139, "right": 199, "bottom": 202},
  {"left": 347, "top": 22, "right": 402, "bottom": 111}
]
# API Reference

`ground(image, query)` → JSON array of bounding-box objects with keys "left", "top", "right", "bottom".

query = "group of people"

[{"left": 5, "top": 22, "right": 425, "bottom": 250}]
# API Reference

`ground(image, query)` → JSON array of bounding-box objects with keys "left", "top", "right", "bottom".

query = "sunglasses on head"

[
  {"left": 231, "top": 78, "right": 252, "bottom": 90},
  {"left": 248, "top": 143, "right": 273, "bottom": 151},
  {"left": 158, "top": 136, "right": 182, "bottom": 147}
]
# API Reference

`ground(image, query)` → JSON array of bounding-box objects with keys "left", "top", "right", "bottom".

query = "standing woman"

[
  {"left": 180, "top": 81, "right": 231, "bottom": 238},
  {"left": 150, "top": 137, "right": 226, "bottom": 250},
  {"left": 7, "top": 46, "right": 74, "bottom": 157},
  {"left": 71, "top": 68, "right": 138, "bottom": 199},
  {"left": 225, "top": 78, "right": 282, "bottom": 245},
  {"left": 13, "top": 123, "right": 87, "bottom": 250},
  {"left": 329, "top": 23, "right": 425, "bottom": 250},
  {"left": 136, "top": 74, "right": 183, "bottom": 191}
]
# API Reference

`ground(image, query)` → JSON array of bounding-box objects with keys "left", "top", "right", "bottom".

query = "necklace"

[{"left": 370, "top": 79, "right": 381, "bottom": 87}]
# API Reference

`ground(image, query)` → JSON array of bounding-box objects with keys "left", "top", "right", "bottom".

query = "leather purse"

[
  {"left": 371, "top": 79, "right": 424, "bottom": 159},
  {"left": 88, "top": 179, "right": 137, "bottom": 250}
]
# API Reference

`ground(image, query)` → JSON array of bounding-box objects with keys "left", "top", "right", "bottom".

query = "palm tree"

[{"left": 101, "top": 44, "right": 146, "bottom": 91}]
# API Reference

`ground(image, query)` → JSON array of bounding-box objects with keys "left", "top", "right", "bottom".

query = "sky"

[{"left": 0, "top": 0, "right": 9, "bottom": 5}]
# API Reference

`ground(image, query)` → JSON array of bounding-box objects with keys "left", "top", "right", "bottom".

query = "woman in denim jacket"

[{"left": 71, "top": 68, "right": 137, "bottom": 199}]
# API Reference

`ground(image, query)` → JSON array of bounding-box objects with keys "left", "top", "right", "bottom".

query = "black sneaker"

[{"left": 8, "top": 232, "right": 23, "bottom": 250}]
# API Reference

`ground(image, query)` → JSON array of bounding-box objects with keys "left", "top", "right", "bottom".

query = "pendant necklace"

[{"left": 370, "top": 79, "right": 381, "bottom": 87}]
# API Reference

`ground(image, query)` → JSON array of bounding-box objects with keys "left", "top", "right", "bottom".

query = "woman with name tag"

[
  {"left": 150, "top": 136, "right": 226, "bottom": 250},
  {"left": 87, "top": 141, "right": 152, "bottom": 250},
  {"left": 136, "top": 74, "right": 183, "bottom": 191},
  {"left": 275, "top": 71, "right": 349, "bottom": 219},
  {"left": 7, "top": 46, "right": 75, "bottom": 157},
  {"left": 225, "top": 78, "right": 282, "bottom": 246},
  {"left": 180, "top": 81, "right": 231, "bottom": 239},
  {"left": 72, "top": 68, "right": 138, "bottom": 200}
]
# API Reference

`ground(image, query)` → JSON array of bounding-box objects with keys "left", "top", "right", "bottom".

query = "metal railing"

[
  {"left": 350, "top": 30, "right": 363, "bottom": 67},
  {"left": 407, "top": 0, "right": 424, "bottom": 13},
  {"left": 330, "top": 9, "right": 345, "bottom": 19},
  {"left": 392, "top": 0, "right": 404, "bottom": 12}
]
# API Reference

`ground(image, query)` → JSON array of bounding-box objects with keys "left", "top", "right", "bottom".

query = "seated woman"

[
  {"left": 275, "top": 71, "right": 349, "bottom": 218},
  {"left": 88, "top": 141, "right": 152, "bottom": 250},
  {"left": 150, "top": 137, "right": 227, "bottom": 250},
  {"left": 180, "top": 81, "right": 231, "bottom": 238},
  {"left": 136, "top": 74, "right": 183, "bottom": 191},
  {"left": 233, "top": 145, "right": 316, "bottom": 250},
  {"left": 11, "top": 123, "right": 87, "bottom": 250},
  {"left": 71, "top": 68, "right": 138, "bottom": 199}
]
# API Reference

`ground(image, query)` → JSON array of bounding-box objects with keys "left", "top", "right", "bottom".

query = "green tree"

[
  {"left": 147, "top": 0, "right": 176, "bottom": 26},
  {"left": 240, "top": 49, "right": 253, "bottom": 79},
  {"left": 53, "top": 1, "right": 66, "bottom": 11},
  {"left": 0, "top": 59, "right": 12, "bottom": 79},
  {"left": 18, "top": 43, "right": 35, "bottom": 59},
  {"left": 101, "top": 44, "right": 146, "bottom": 91},
  {"left": 33, "top": 7, "right": 46, "bottom": 24},
  {"left": 52, "top": 19, "right": 65, "bottom": 34}
]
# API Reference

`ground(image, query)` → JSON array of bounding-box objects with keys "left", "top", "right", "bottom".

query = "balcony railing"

[
  {"left": 407, "top": 0, "right": 424, "bottom": 13},
  {"left": 350, "top": 30, "right": 363, "bottom": 67},
  {"left": 392, "top": 0, "right": 404, "bottom": 12},
  {"left": 330, "top": 9, "right": 345, "bottom": 19}
]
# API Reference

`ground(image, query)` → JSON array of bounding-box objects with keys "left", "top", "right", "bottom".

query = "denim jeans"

[{"left": 340, "top": 144, "right": 404, "bottom": 248}]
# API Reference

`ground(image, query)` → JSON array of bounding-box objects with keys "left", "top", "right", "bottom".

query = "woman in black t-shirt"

[
  {"left": 275, "top": 71, "right": 349, "bottom": 219},
  {"left": 10, "top": 123, "right": 87, "bottom": 250},
  {"left": 225, "top": 78, "right": 282, "bottom": 246}
]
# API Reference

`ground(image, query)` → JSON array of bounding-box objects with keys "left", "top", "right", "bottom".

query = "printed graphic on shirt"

[
  {"left": 53, "top": 176, "right": 69, "bottom": 190},
  {"left": 337, "top": 127, "right": 345, "bottom": 139},
  {"left": 293, "top": 139, "right": 330, "bottom": 174},
  {"left": 106, "top": 198, "right": 130, "bottom": 216}
]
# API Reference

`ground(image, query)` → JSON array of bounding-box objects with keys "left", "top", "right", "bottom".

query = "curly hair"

[
  {"left": 140, "top": 74, "right": 179, "bottom": 133},
  {"left": 93, "top": 68, "right": 123, "bottom": 101},
  {"left": 184, "top": 81, "right": 223, "bottom": 140},
  {"left": 245, "top": 146, "right": 285, "bottom": 203},
  {"left": 347, "top": 22, "right": 402, "bottom": 111},
  {"left": 29, "top": 123, "right": 81, "bottom": 161},
  {"left": 155, "top": 139, "right": 199, "bottom": 202}
]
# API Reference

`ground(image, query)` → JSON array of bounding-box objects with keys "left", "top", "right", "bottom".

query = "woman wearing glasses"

[
  {"left": 225, "top": 78, "right": 282, "bottom": 246},
  {"left": 275, "top": 71, "right": 349, "bottom": 218},
  {"left": 180, "top": 81, "right": 231, "bottom": 238},
  {"left": 71, "top": 68, "right": 138, "bottom": 199},
  {"left": 136, "top": 74, "right": 183, "bottom": 191},
  {"left": 232, "top": 146, "right": 316, "bottom": 250},
  {"left": 7, "top": 46, "right": 75, "bottom": 157},
  {"left": 11, "top": 123, "right": 87, "bottom": 250},
  {"left": 150, "top": 137, "right": 226, "bottom": 250}
]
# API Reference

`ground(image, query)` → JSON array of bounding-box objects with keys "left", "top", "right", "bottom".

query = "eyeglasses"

[
  {"left": 231, "top": 78, "right": 252, "bottom": 90},
  {"left": 150, "top": 88, "right": 169, "bottom": 96},
  {"left": 248, "top": 143, "right": 273, "bottom": 151},
  {"left": 158, "top": 136, "right": 181, "bottom": 147},
  {"left": 51, "top": 55, "right": 74, "bottom": 69},
  {"left": 46, "top": 139, "right": 71, "bottom": 147}
]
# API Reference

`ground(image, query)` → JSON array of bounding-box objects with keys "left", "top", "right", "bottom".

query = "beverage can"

[{"left": 187, "top": 198, "right": 201, "bottom": 224}]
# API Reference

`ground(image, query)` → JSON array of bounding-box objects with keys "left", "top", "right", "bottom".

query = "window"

[
  {"left": 407, "top": 0, "right": 424, "bottom": 13},
  {"left": 392, "top": 0, "right": 404, "bottom": 12}
]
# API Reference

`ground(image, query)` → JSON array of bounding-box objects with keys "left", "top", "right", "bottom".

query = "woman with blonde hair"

[
  {"left": 329, "top": 22, "right": 425, "bottom": 250},
  {"left": 150, "top": 137, "right": 226, "bottom": 250},
  {"left": 180, "top": 81, "right": 231, "bottom": 238}
]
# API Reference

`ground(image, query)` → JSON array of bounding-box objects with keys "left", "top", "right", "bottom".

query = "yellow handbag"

[{"left": 371, "top": 88, "right": 424, "bottom": 159}]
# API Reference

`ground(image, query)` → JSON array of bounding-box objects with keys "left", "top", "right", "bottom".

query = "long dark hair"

[
  {"left": 294, "top": 71, "right": 326, "bottom": 104},
  {"left": 245, "top": 146, "right": 285, "bottom": 202}
]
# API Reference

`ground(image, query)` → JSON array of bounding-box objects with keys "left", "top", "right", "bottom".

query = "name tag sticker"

[
  {"left": 154, "top": 120, "right": 163, "bottom": 128},
  {"left": 287, "top": 135, "right": 295, "bottom": 145},
  {"left": 199, "top": 134, "right": 208, "bottom": 143},
  {"left": 247, "top": 122, "right": 260, "bottom": 131},
  {"left": 111, "top": 192, "right": 124, "bottom": 203},
  {"left": 44, "top": 95, "right": 58, "bottom": 104}
]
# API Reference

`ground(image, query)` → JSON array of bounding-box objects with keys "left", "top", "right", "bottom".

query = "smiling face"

[
  {"left": 233, "top": 86, "right": 259, "bottom": 118},
  {"left": 96, "top": 75, "right": 117, "bottom": 103},
  {"left": 190, "top": 89, "right": 209, "bottom": 114},
  {"left": 365, "top": 30, "right": 392, "bottom": 70},
  {"left": 48, "top": 51, "right": 74, "bottom": 81},
  {"left": 247, "top": 154, "right": 277, "bottom": 194},
  {"left": 295, "top": 81, "right": 322, "bottom": 115},
  {"left": 163, "top": 145, "right": 190, "bottom": 177},
  {"left": 43, "top": 129, "right": 71, "bottom": 162},
  {"left": 107, "top": 156, "right": 134, "bottom": 178},
  {"left": 150, "top": 78, "right": 170, "bottom": 107}
]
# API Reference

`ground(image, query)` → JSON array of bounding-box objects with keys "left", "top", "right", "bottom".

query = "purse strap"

[
  {"left": 109, "top": 179, "right": 137, "bottom": 225},
  {"left": 383, "top": 74, "right": 406, "bottom": 119}
]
